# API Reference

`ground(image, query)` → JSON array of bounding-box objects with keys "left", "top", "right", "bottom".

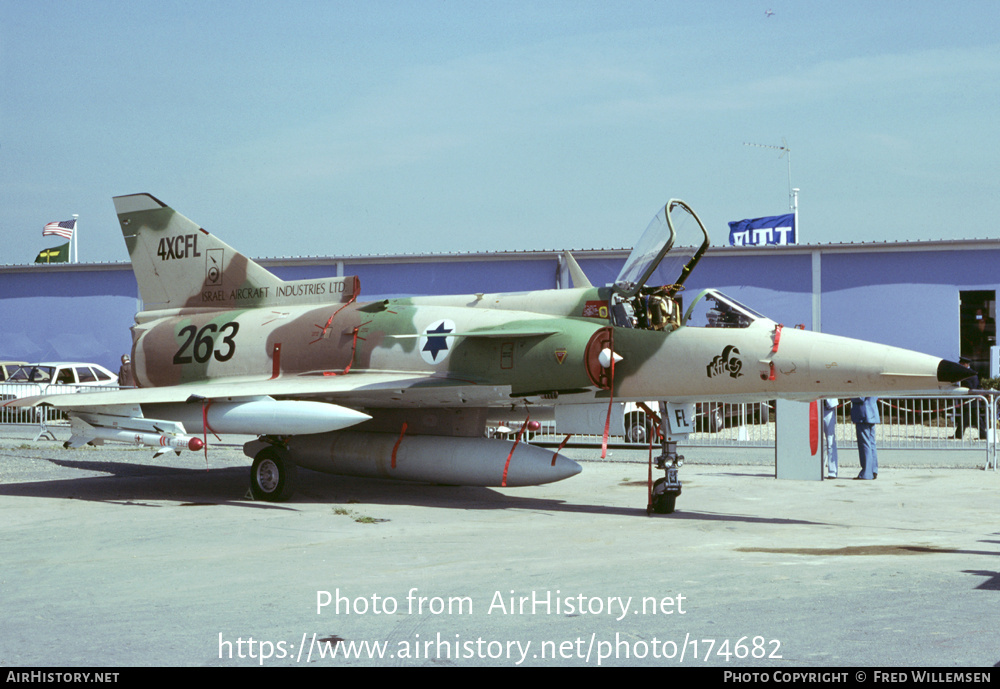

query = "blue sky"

[{"left": 3, "top": 1, "right": 998, "bottom": 264}]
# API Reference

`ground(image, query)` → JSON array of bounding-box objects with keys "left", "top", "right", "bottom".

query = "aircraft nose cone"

[{"left": 937, "top": 359, "right": 976, "bottom": 384}]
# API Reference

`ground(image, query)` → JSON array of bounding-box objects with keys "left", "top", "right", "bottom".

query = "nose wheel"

[{"left": 647, "top": 440, "right": 683, "bottom": 515}]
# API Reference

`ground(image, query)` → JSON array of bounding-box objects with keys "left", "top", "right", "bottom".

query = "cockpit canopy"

[
  {"left": 609, "top": 199, "right": 711, "bottom": 331},
  {"left": 613, "top": 199, "right": 710, "bottom": 299},
  {"left": 683, "top": 289, "right": 768, "bottom": 329},
  {"left": 606, "top": 201, "right": 776, "bottom": 332}
]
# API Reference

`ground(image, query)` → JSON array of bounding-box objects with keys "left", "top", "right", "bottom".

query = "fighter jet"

[{"left": 4, "top": 194, "right": 973, "bottom": 513}]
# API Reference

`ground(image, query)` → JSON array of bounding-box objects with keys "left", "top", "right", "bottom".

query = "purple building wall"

[{"left": 1, "top": 242, "right": 997, "bottom": 371}]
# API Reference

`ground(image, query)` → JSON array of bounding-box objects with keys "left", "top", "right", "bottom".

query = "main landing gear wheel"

[
  {"left": 250, "top": 448, "right": 298, "bottom": 502},
  {"left": 648, "top": 477, "right": 681, "bottom": 515}
]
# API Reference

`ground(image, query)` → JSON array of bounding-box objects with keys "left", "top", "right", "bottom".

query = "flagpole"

[
  {"left": 792, "top": 188, "right": 799, "bottom": 243},
  {"left": 72, "top": 214, "right": 79, "bottom": 263}
]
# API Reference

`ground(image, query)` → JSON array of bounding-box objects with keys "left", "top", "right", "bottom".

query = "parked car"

[
  {"left": 0, "top": 361, "right": 28, "bottom": 382},
  {"left": 623, "top": 401, "right": 769, "bottom": 443},
  {"left": 1, "top": 362, "right": 119, "bottom": 423},
  {"left": 2, "top": 362, "right": 118, "bottom": 398}
]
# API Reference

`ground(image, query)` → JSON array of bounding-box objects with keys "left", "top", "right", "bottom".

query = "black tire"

[
  {"left": 648, "top": 477, "right": 680, "bottom": 514},
  {"left": 250, "top": 448, "right": 298, "bottom": 502}
]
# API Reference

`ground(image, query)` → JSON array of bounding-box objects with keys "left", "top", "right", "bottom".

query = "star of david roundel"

[{"left": 419, "top": 319, "right": 456, "bottom": 365}]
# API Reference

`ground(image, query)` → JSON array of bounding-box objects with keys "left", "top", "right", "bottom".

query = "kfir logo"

[{"left": 707, "top": 345, "right": 743, "bottom": 379}]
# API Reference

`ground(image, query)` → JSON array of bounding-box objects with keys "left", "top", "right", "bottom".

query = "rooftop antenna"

[
  {"left": 743, "top": 139, "right": 799, "bottom": 244},
  {"left": 743, "top": 139, "right": 793, "bottom": 210}
]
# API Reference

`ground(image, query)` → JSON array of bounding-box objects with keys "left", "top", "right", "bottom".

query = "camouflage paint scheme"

[
  {"left": 116, "top": 194, "right": 965, "bottom": 409},
  {"left": 4, "top": 194, "right": 972, "bottom": 508}
]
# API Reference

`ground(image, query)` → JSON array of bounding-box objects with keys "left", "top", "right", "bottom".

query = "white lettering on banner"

[
  {"left": 732, "top": 225, "right": 794, "bottom": 246},
  {"left": 772, "top": 225, "right": 793, "bottom": 245},
  {"left": 752, "top": 227, "right": 774, "bottom": 245}
]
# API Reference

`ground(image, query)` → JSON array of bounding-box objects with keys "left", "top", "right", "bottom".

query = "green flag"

[{"left": 35, "top": 243, "right": 69, "bottom": 263}]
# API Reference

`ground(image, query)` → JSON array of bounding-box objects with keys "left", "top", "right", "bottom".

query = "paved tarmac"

[{"left": 0, "top": 427, "right": 997, "bottom": 667}]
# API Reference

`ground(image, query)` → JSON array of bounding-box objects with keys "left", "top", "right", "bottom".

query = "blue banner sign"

[{"left": 728, "top": 213, "right": 796, "bottom": 246}]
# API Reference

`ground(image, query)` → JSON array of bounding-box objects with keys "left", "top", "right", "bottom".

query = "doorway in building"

[{"left": 959, "top": 290, "right": 995, "bottom": 378}]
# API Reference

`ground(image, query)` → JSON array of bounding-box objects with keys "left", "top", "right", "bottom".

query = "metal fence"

[
  {"left": 522, "top": 403, "right": 776, "bottom": 447},
  {"left": 833, "top": 395, "right": 997, "bottom": 470},
  {"left": 0, "top": 383, "right": 124, "bottom": 440},
  {"left": 515, "top": 396, "right": 998, "bottom": 470},
  {"left": 833, "top": 396, "right": 993, "bottom": 450},
  {"left": 2, "top": 384, "right": 997, "bottom": 470}
]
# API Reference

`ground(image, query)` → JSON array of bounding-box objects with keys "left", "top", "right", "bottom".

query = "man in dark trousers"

[
  {"left": 118, "top": 354, "right": 135, "bottom": 388},
  {"left": 954, "top": 357, "right": 987, "bottom": 440},
  {"left": 850, "top": 397, "right": 879, "bottom": 480}
]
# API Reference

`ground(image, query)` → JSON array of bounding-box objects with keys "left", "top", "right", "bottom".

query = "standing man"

[
  {"left": 954, "top": 356, "right": 987, "bottom": 440},
  {"left": 850, "top": 397, "right": 879, "bottom": 480},
  {"left": 823, "top": 398, "right": 839, "bottom": 479},
  {"left": 118, "top": 354, "right": 135, "bottom": 388}
]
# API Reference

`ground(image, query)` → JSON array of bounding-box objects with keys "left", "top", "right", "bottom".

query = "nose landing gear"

[{"left": 648, "top": 439, "right": 683, "bottom": 515}]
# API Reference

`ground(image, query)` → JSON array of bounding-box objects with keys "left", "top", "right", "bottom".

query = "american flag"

[{"left": 43, "top": 219, "right": 76, "bottom": 240}]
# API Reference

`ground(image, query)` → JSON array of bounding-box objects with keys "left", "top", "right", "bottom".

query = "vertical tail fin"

[
  {"left": 114, "top": 193, "right": 358, "bottom": 314},
  {"left": 115, "top": 193, "right": 282, "bottom": 312}
]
